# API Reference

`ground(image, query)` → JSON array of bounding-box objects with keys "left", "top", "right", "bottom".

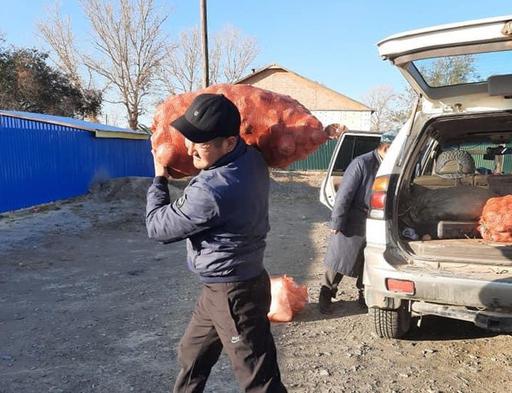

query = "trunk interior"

[
  {"left": 407, "top": 238, "right": 512, "bottom": 265},
  {"left": 397, "top": 111, "right": 512, "bottom": 266}
]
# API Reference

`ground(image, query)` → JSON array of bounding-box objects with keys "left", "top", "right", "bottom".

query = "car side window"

[{"left": 333, "top": 135, "right": 380, "bottom": 174}]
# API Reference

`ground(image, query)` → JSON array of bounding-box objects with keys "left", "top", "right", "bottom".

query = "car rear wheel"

[{"left": 371, "top": 302, "right": 411, "bottom": 339}]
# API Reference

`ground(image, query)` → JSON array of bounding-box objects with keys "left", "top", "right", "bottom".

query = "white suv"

[{"left": 323, "top": 15, "right": 512, "bottom": 338}]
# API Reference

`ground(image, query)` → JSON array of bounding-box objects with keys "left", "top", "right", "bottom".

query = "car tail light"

[
  {"left": 370, "top": 192, "right": 386, "bottom": 209},
  {"left": 386, "top": 278, "right": 415, "bottom": 295},
  {"left": 369, "top": 175, "right": 389, "bottom": 219}
]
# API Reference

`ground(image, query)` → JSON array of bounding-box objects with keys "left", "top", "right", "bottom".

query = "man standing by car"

[
  {"left": 146, "top": 93, "right": 287, "bottom": 392},
  {"left": 318, "top": 131, "right": 396, "bottom": 314}
]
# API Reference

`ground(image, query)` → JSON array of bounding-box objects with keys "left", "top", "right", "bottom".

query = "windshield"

[{"left": 413, "top": 51, "right": 512, "bottom": 88}]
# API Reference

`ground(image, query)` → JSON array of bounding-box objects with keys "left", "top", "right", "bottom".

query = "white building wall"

[{"left": 312, "top": 110, "right": 372, "bottom": 131}]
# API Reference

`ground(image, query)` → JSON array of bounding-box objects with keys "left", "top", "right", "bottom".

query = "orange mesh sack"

[
  {"left": 151, "top": 84, "right": 327, "bottom": 178},
  {"left": 478, "top": 195, "right": 512, "bottom": 242},
  {"left": 267, "top": 275, "right": 308, "bottom": 322}
]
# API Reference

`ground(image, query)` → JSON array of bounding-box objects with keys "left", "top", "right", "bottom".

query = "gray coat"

[{"left": 324, "top": 150, "right": 381, "bottom": 276}]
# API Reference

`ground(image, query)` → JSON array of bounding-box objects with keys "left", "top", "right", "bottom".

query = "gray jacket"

[
  {"left": 146, "top": 140, "right": 270, "bottom": 283},
  {"left": 324, "top": 149, "right": 381, "bottom": 275}
]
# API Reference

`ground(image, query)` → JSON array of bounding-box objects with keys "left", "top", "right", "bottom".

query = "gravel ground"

[{"left": 0, "top": 172, "right": 511, "bottom": 393}]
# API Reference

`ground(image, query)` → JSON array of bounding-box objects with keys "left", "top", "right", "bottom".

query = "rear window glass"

[
  {"left": 420, "top": 140, "right": 512, "bottom": 176},
  {"left": 333, "top": 135, "right": 380, "bottom": 172},
  {"left": 443, "top": 142, "right": 512, "bottom": 175},
  {"left": 413, "top": 51, "right": 512, "bottom": 88}
]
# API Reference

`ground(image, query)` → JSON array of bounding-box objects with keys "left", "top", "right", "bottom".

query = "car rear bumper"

[
  {"left": 411, "top": 302, "right": 512, "bottom": 332},
  {"left": 364, "top": 244, "right": 512, "bottom": 311}
]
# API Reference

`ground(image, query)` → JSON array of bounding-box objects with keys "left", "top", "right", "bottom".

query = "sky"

[{"left": 1, "top": 0, "right": 511, "bottom": 127}]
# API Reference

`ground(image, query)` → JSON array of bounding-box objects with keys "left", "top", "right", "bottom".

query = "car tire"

[{"left": 371, "top": 302, "right": 411, "bottom": 339}]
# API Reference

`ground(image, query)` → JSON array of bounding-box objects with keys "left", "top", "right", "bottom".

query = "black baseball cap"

[{"left": 171, "top": 93, "right": 241, "bottom": 143}]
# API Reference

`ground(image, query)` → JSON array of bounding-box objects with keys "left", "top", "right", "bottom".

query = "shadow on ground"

[
  {"left": 404, "top": 315, "right": 500, "bottom": 341},
  {"left": 295, "top": 300, "right": 367, "bottom": 323}
]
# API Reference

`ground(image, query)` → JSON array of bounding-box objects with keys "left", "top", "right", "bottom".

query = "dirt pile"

[{"left": 89, "top": 177, "right": 186, "bottom": 204}]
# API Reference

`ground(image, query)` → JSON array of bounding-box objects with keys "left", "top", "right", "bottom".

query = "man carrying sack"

[{"left": 146, "top": 94, "right": 287, "bottom": 392}]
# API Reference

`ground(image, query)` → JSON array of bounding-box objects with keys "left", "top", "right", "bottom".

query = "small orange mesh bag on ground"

[
  {"left": 151, "top": 84, "right": 327, "bottom": 178},
  {"left": 478, "top": 195, "right": 512, "bottom": 242},
  {"left": 267, "top": 275, "right": 308, "bottom": 322}
]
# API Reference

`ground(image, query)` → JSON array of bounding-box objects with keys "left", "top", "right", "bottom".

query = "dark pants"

[
  {"left": 322, "top": 269, "right": 363, "bottom": 298},
  {"left": 173, "top": 271, "right": 287, "bottom": 393}
]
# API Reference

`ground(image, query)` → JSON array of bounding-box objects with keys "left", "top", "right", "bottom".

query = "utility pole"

[{"left": 200, "top": 0, "right": 209, "bottom": 88}]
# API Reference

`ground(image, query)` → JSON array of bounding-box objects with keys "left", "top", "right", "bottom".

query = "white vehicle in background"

[{"left": 322, "top": 15, "right": 512, "bottom": 338}]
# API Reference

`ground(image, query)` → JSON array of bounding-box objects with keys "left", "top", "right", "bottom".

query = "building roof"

[
  {"left": 235, "top": 64, "right": 372, "bottom": 112},
  {"left": 0, "top": 110, "right": 149, "bottom": 140}
]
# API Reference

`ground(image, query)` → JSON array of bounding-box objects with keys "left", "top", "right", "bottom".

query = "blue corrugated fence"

[{"left": 0, "top": 113, "right": 153, "bottom": 212}]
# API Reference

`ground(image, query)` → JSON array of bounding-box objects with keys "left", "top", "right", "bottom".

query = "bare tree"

[
  {"left": 364, "top": 55, "right": 475, "bottom": 131},
  {"left": 158, "top": 28, "right": 201, "bottom": 95},
  {"left": 38, "top": 2, "right": 104, "bottom": 120},
  {"left": 208, "top": 32, "right": 222, "bottom": 86},
  {"left": 422, "top": 54, "right": 477, "bottom": 87},
  {"left": 362, "top": 85, "right": 399, "bottom": 132},
  {"left": 212, "top": 25, "right": 259, "bottom": 84},
  {"left": 38, "top": 2, "right": 84, "bottom": 89},
  {"left": 81, "top": 0, "right": 167, "bottom": 129},
  {"left": 159, "top": 25, "right": 258, "bottom": 95},
  {"left": 390, "top": 86, "right": 418, "bottom": 128},
  {"left": 38, "top": 0, "right": 166, "bottom": 127}
]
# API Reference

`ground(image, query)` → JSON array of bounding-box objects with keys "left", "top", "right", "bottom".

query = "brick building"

[{"left": 235, "top": 64, "right": 372, "bottom": 131}]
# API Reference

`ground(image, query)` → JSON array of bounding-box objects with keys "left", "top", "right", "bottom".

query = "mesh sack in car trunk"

[
  {"left": 400, "top": 185, "right": 493, "bottom": 235},
  {"left": 478, "top": 195, "right": 512, "bottom": 242},
  {"left": 151, "top": 84, "right": 327, "bottom": 178}
]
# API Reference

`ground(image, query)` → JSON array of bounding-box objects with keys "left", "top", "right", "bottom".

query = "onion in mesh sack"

[
  {"left": 479, "top": 195, "right": 512, "bottom": 242},
  {"left": 151, "top": 84, "right": 330, "bottom": 177}
]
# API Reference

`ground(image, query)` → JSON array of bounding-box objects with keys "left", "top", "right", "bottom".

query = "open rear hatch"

[
  {"left": 378, "top": 15, "right": 512, "bottom": 112},
  {"left": 378, "top": 16, "right": 512, "bottom": 267}
]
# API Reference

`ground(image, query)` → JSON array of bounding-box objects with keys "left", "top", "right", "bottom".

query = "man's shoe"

[
  {"left": 318, "top": 286, "right": 333, "bottom": 314},
  {"left": 357, "top": 291, "right": 367, "bottom": 310}
]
